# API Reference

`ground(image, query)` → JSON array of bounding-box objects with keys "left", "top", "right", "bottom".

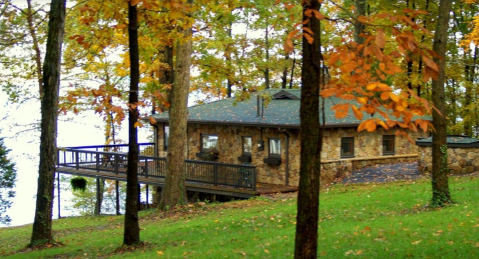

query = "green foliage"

[
  {"left": 0, "top": 133, "right": 16, "bottom": 225},
  {"left": 1, "top": 177, "right": 479, "bottom": 258},
  {"left": 67, "top": 176, "right": 126, "bottom": 216},
  {"left": 70, "top": 177, "right": 87, "bottom": 192},
  {"left": 0, "top": 0, "right": 48, "bottom": 102}
]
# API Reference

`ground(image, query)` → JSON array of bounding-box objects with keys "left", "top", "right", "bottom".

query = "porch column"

[
  {"left": 57, "top": 172, "right": 61, "bottom": 219},
  {"left": 115, "top": 180, "right": 120, "bottom": 215}
]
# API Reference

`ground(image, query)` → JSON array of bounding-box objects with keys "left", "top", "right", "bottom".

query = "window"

[
  {"left": 163, "top": 125, "right": 169, "bottom": 151},
  {"left": 269, "top": 138, "right": 281, "bottom": 157},
  {"left": 341, "top": 137, "right": 354, "bottom": 158},
  {"left": 201, "top": 134, "right": 218, "bottom": 152},
  {"left": 242, "top": 136, "right": 252, "bottom": 155},
  {"left": 383, "top": 135, "right": 395, "bottom": 155}
]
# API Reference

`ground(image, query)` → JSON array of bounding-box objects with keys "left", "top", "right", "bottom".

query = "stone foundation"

[{"left": 418, "top": 146, "right": 479, "bottom": 174}]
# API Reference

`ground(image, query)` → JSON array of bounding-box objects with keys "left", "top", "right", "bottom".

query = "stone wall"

[
  {"left": 418, "top": 146, "right": 479, "bottom": 174},
  {"left": 157, "top": 123, "right": 426, "bottom": 187}
]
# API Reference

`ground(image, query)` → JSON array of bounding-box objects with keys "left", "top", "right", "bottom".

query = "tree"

[
  {"left": 123, "top": 0, "right": 141, "bottom": 246},
  {"left": 0, "top": 0, "right": 48, "bottom": 102},
  {"left": 294, "top": 1, "right": 323, "bottom": 258},
  {"left": 430, "top": 0, "right": 453, "bottom": 207},
  {"left": 30, "top": 0, "right": 66, "bottom": 246},
  {"left": 0, "top": 132, "right": 17, "bottom": 225},
  {"left": 159, "top": 0, "right": 194, "bottom": 209}
]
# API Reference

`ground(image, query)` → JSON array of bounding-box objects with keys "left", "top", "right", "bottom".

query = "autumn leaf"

[
  {"left": 389, "top": 92, "right": 399, "bottom": 102},
  {"left": 366, "top": 83, "right": 378, "bottom": 91},
  {"left": 332, "top": 103, "right": 350, "bottom": 118},
  {"left": 320, "top": 88, "right": 337, "bottom": 98},
  {"left": 422, "top": 56, "right": 439, "bottom": 72},
  {"left": 304, "top": 33, "right": 314, "bottom": 44},
  {"left": 376, "top": 29, "right": 386, "bottom": 49},
  {"left": 352, "top": 105, "right": 363, "bottom": 120},
  {"left": 134, "top": 121, "right": 143, "bottom": 128},
  {"left": 149, "top": 116, "right": 157, "bottom": 125},
  {"left": 380, "top": 92, "right": 390, "bottom": 101},
  {"left": 311, "top": 9, "right": 325, "bottom": 20}
]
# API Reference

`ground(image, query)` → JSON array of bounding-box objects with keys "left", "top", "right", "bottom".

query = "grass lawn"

[{"left": 1, "top": 176, "right": 478, "bottom": 258}]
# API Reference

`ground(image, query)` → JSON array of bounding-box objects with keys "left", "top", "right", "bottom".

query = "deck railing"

[{"left": 56, "top": 144, "right": 256, "bottom": 190}]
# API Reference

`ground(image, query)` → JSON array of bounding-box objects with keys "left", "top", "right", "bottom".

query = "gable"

[{"left": 272, "top": 90, "right": 300, "bottom": 100}]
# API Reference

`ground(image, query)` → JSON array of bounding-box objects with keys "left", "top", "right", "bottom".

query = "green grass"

[{"left": 1, "top": 176, "right": 478, "bottom": 258}]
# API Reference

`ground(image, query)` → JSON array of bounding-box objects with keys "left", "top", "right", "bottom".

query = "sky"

[{"left": 0, "top": 89, "right": 152, "bottom": 227}]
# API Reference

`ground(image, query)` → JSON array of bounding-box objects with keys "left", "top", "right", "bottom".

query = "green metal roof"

[
  {"left": 416, "top": 135, "right": 479, "bottom": 148},
  {"left": 151, "top": 89, "right": 429, "bottom": 129}
]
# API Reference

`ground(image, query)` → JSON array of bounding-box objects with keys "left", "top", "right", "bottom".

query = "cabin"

[
  {"left": 55, "top": 88, "right": 427, "bottom": 204},
  {"left": 151, "top": 89, "right": 427, "bottom": 187}
]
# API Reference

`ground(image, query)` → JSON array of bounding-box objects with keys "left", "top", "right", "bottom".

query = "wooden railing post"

[
  {"left": 75, "top": 151, "right": 79, "bottom": 170},
  {"left": 252, "top": 168, "right": 257, "bottom": 191},
  {"left": 114, "top": 154, "right": 119, "bottom": 173},
  {"left": 144, "top": 157, "right": 148, "bottom": 177},
  {"left": 213, "top": 163, "right": 218, "bottom": 186},
  {"left": 96, "top": 153, "right": 100, "bottom": 172}
]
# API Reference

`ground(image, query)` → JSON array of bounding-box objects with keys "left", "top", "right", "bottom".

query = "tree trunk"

[
  {"left": 431, "top": 0, "right": 453, "bottom": 207},
  {"left": 464, "top": 52, "right": 472, "bottom": 136},
  {"left": 264, "top": 18, "right": 270, "bottom": 89},
  {"left": 159, "top": 0, "right": 193, "bottom": 210},
  {"left": 30, "top": 0, "right": 66, "bottom": 246},
  {"left": 123, "top": 1, "right": 140, "bottom": 246},
  {"left": 354, "top": 0, "right": 366, "bottom": 45},
  {"left": 226, "top": 19, "right": 233, "bottom": 98},
  {"left": 94, "top": 178, "right": 104, "bottom": 215},
  {"left": 26, "top": 0, "right": 43, "bottom": 96},
  {"left": 294, "top": 1, "right": 322, "bottom": 258},
  {"left": 281, "top": 52, "right": 290, "bottom": 89}
]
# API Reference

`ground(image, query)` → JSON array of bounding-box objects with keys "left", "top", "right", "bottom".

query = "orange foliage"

[{"left": 285, "top": 4, "right": 436, "bottom": 139}]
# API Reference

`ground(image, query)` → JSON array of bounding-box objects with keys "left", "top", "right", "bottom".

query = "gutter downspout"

[{"left": 279, "top": 128, "right": 290, "bottom": 186}]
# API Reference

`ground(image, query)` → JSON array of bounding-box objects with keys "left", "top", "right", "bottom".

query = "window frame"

[
  {"left": 163, "top": 125, "right": 169, "bottom": 151},
  {"left": 382, "top": 135, "right": 395, "bottom": 155},
  {"left": 268, "top": 138, "right": 281, "bottom": 158},
  {"left": 200, "top": 134, "right": 218, "bottom": 152},
  {"left": 242, "top": 136, "right": 253, "bottom": 156},
  {"left": 340, "top": 137, "right": 355, "bottom": 158}
]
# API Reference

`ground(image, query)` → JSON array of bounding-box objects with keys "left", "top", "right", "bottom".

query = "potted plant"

[{"left": 70, "top": 176, "right": 87, "bottom": 192}]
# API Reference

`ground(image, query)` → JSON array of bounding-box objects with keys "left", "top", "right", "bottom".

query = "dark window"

[
  {"left": 242, "top": 136, "right": 252, "bottom": 155},
  {"left": 341, "top": 137, "right": 354, "bottom": 158},
  {"left": 269, "top": 138, "right": 281, "bottom": 157},
  {"left": 383, "top": 135, "right": 395, "bottom": 155},
  {"left": 164, "top": 125, "right": 169, "bottom": 151},
  {"left": 201, "top": 134, "right": 218, "bottom": 152}
]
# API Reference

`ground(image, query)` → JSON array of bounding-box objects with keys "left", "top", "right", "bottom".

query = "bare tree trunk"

[
  {"left": 354, "top": 0, "right": 366, "bottom": 45},
  {"left": 294, "top": 0, "right": 322, "bottom": 258},
  {"left": 226, "top": 19, "right": 233, "bottom": 98},
  {"left": 30, "top": 0, "right": 66, "bottom": 246},
  {"left": 431, "top": 0, "right": 453, "bottom": 207},
  {"left": 153, "top": 44, "right": 174, "bottom": 202},
  {"left": 281, "top": 53, "right": 290, "bottom": 89},
  {"left": 464, "top": 52, "right": 473, "bottom": 136},
  {"left": 26, "top": 0, "right": 43, "bottom": 96},
  {"left": 264, "top": 18, "right": 270, "bottom": 89},
  {"left": 123, "top": 1, "right": 140, "bottom": 246},
  {"left": 159, "top": 0, "right": 193, "bottom": 209}
]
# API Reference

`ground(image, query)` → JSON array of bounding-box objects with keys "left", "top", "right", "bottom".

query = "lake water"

[{"left": 0, "top": 92, "right": 151, "bottom": 227}]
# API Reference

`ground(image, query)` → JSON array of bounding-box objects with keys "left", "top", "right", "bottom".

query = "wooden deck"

[
  {"left": 56, "top": 166, "right": 297, "bottom": 198},
  {"left": 56, "top": 143, "right": 298, "bottom": 198}
]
